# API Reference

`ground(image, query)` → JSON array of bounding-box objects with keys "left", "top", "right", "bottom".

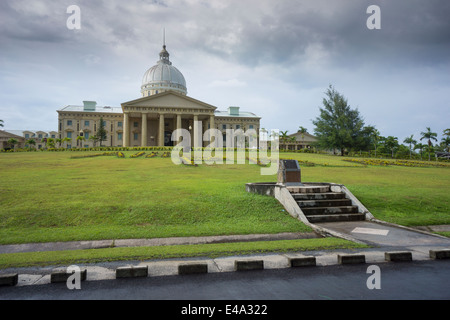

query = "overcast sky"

[{"left": 1, "top": 0, "right": 449, "bottom": 143}]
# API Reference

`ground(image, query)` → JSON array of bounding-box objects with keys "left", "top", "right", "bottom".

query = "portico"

[{"left": 121, "top": 91, "right": 217, "bottom": 147}]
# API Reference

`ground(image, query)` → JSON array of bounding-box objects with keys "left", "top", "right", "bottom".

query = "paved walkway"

[{"left": 0, "top": 232, "right": 319, "bottom": 254}]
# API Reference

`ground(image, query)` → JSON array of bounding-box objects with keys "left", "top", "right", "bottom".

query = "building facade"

[
  {"left": 279, "top": 131, "right": 318, "bottom": 150},
  {"left": 1, "top": 130, "right": 58, "bottom": 150},
  {"left": 57, "top": 44, "right": 261, "bottom": 148}
]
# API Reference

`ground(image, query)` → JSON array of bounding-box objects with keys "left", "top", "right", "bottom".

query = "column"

[
  {"left": 141, "top": 113, "right": 147, "bottom": 147},
  {"left": 209, "top": 115, "right": 215, "bottom": 147},
  {"left": 193, "top": 115, "right": 199, "bottom": 148},
  {"left": 123, "top": 112, "right": 129, "bottom": 147},
  {"left": 158, "top": 113, "right": 165, "bottom": 146},
  {"left": 176, "top": 114, "right": 182, "bottom": 144}
]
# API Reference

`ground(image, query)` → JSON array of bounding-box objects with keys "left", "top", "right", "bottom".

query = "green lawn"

[
  {"left": 0, "top": 150, "right": 448, "bottom": 268},
  {"left": 281, "top": 152, "right": 450, "bottom": 226},
  {"left": 0, "top": 151, "right": 311, "bottom": 244}
]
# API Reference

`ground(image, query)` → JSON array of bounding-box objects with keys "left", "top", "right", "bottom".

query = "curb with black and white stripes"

[{"left": 0, "top": 249, "right": 449, "bottom": 287}]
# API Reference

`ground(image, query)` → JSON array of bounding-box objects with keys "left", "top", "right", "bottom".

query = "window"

[
  {"left": 67, "top": 132, "right": 72, "bottom": 139},
  {"left": 102, "top": 121, "right": 106, "bottom": 126},
  {"left": 236, "top": 125, "right": 240, "bottom": 129},
  {"left": 67, "top": 120, "right": 72, "bottom": 126},
  {"left": 134, "top": 122, "right": 138, "bottom": 128},
  {"left": 249, "top": 125, "right": 254, "bottom": 129},
  {"left": 51, "top": 134, "right": 56, "bottom": 138},
  {"left": 118, "top": 133, "right": 123, "bottom": 140},
  {"left": 84, "top": 121, "right": 90, "bottom": 126},
  {"left": 25, "top": 134, "right": 29, "bottom": 139},
  {"left": 84, "top": 145, "right": 89, "bottom": 148},
  {"left": 85, "top": 132, "right": 90, "bottom": 139},
  {"left": 222, "top": 124, "right": 227, "bottom": 130},
  {"left": 134, "top": 133, "right": 138, "bottom": 140},
  {"left": 118, "top": 121, "right": 123, "bottom": 127},
  {"left": 38, "top": 134, "right": 42, "bottom": 138}
]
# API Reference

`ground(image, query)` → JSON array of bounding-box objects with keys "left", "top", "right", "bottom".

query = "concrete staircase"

[{"left": 288, "top": 185, "right": 365, "bottom": 223}]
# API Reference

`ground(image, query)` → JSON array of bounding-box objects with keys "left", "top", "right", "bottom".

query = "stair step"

[
  {"left": 292, "top": 192, "right": 346, "bottom": 200},
  {"left": 307, "top": 213, "right": 366, "bottom": 223},
  {"left": 287, "top": 186, "right": 330, "bottom": 193},
  {"left": 301, "top": 206, "right": 359, "bottom": 215},
  {"left": 297, "top": 199, "right": 352, "bottom": 207}
]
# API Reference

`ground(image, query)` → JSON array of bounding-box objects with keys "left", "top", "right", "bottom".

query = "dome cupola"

[{"left": 141, "top": 44, "right": 187, "bottom": 97}]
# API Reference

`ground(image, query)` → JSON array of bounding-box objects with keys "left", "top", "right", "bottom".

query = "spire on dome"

[{"left": 159, "top": 28, "right": 171, "bottom": 64}]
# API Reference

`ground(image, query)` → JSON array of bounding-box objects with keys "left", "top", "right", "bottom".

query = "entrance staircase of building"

[{"left": 287, "top": 185, "right": 366, "bottom": 223}]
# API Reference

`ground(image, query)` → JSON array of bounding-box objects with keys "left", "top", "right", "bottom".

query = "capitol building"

[{"left": 57, "top": 44, "right": 261, "bottom": 148}]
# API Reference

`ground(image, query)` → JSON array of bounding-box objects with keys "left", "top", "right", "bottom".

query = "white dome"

[{"left": 141, "top": 45, "right": 187, "bottom": 96}]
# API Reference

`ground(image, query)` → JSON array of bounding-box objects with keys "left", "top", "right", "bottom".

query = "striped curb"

[{"left": 3, "top": 249, "right": 450, "bottom": 287}]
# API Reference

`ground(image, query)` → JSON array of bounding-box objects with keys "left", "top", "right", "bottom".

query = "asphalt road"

[{"left": 1, "top": 260, "right": 449, "bottom": 302}]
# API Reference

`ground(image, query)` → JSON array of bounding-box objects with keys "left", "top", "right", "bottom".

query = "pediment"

[
  {"left": 122, "top": 92, "right": 217, "bottom": 111},
  {"left": 289, "top": 132, "right": 318, "bottom": 142}
]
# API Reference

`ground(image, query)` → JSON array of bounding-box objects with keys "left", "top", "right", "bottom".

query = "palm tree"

[
  {"left": 441, "top": 136, "right": 450, "bottom": 153},
  {"left": 443, "top": 128, "right": 450, "bottom": 137},
  {"left": 89, "top": 135, "right": 99, "bottom": 147},
  {"left": 0, "top": 119, "right": 4, "bottom": 128},
  {"left": 384, "top": 136, "right": 399, "bottom": 158},
  {"left": 298, "top": 126, "right": 307, "bottom": 133},
  {"left": 62, "top": 137, "right": 72, "bottom": 149},
  {"left": 46, "top": 138, "right": 55, "bottom": 149},
  {"left": 7, "top": 138, "right": 18, "bottom": 150},
  {"left": 403, "top": 134, "right": 417, "bottom": 159},
  {"left": 420, "top": 127, "right": 438, "bottom": 160},
  {"left": 414, "top": 143, "right": 426, "bottom": 160},
  {"left": 367, "top": 127, "right": 380, "bottom": 157},
  {"left": 76, "top": 135, "right": 85, "bottom": 148},
  {"left": 56, "top": 138, "right": 62, "bottom": 148},
  {"left": 26, "top": 139, "right": 36, "bottom": 150}
]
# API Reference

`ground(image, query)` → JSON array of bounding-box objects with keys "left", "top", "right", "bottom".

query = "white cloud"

[{"left": 0, "top": 0, "right": 449, "bottom": 140}]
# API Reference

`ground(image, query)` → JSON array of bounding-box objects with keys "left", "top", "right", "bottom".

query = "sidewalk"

[{"left": 0, "top": 232, "right": 319, "bottom": 254}]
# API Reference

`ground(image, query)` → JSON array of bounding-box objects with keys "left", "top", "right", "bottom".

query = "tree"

[
  {"left": 7, "top": 138, "right": 18, "bottom": 150},
  {"left": 279, "top": 130, "right": 289, "bottom": 145},
  {"left": 367, "top": 127, "right": 380, "bottom": 157},
  {"left": 357, "top": 125, "right": 378, "bottom": 154},
  {"left": 383, "top": 136, "right": 399, "bottom": 158},
  {"left": 414, "top": 143, "right": 426, "bottom": 160},
  {"left": 56, "top": 138, "right": 62, "bottom": 148},
  {"left": 26, "top": 139, "right": 36, "bottom": 150},
  {"left": 298, "top": 126, "right": 308, "bottom": 133},
  {"left": 62, "top": 137, "right": 72, "bottom": 149},
  {"left": 403, "top": 134, "right": 417, "bottom": 159},
  {"left": 420, "top": 127, "right": 438, "bottom": 161},
  {"left": 89, "top": 135, "right": 99, "bottom": 147},
  {"left": 46, "top": 138, "right": 55, "bottom": 149},
  {"left": 312, "top": 85, "right": 365, "bottom": 156},
  {"left": 96, "top": 118, "right": 107, "bottom": 147},
  {"left": 76, "top": 135, "right": 85, "bottom": 148},
  {"left": 0, "top": 119, "right": 4, "bottom": 127},
  {"left": 443, "top": 128, "right": 450, "bottom": 137},
  {"left": 441, "top": 136, "right": 450, "bottom": 153}
]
